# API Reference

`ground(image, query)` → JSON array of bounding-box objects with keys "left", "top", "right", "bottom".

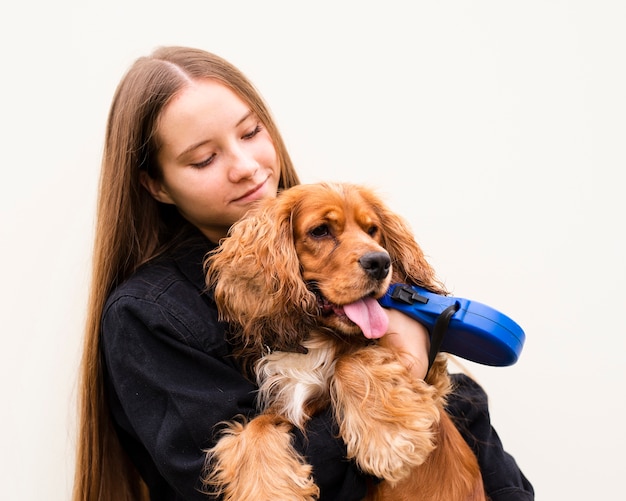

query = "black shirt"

[{"left": 101, "top": 233, "right": 534, "bottom": 500}]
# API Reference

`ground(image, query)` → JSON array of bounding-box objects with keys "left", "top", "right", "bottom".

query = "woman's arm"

[
  {"left": 382, "top": 310, "right": 534, "bottom": 500},
  {"left": 101, "top": 292, "right": 367, "bottom": 500},
  {"left": 446, "top": 373, "right": 535, "bottom": 501}
]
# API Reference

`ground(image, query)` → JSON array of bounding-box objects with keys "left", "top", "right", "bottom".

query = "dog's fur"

[{"left": 202, "top": 182, "right": 486, "bottom": 500}]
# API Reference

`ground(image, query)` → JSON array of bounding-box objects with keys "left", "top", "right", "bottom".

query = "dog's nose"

[{"left": 359, "top": 252, "right": 391, "bottom": 280}]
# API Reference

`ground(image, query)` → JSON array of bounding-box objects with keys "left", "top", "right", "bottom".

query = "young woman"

[{"left": 72, "top": 46, "right": 534, "bottom": 501}]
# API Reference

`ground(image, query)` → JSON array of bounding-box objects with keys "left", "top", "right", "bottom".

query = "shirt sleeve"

[
  {"left": 446, "top": 373, "right": 535, "bottom": 501},
  {"left": 101, "top": 292, "right": 367, "bottom": 501}
]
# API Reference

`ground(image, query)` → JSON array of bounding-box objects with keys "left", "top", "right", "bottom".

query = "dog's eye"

[
  {"left": 310, "top": 224, "right": 330, "bottom": 238},
  {"left": 367, "top": 225, "right": 379, "bottom": 237}
]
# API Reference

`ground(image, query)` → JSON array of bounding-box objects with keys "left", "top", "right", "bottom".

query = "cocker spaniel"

[{"left": 203, "top": 182, "right": 486, "bottom": 501}]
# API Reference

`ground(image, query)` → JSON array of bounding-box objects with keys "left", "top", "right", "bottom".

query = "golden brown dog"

[{"left": 203, "top": 182, "right": 486, "bottom": 500}]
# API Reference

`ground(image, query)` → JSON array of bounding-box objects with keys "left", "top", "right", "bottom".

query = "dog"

[{"left": 202, "top": 182, "right": 486, "bottom": 500}]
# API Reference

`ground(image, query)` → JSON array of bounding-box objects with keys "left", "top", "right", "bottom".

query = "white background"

[{"left": 1, "top": 1, "right": 625, "bottom": 499}]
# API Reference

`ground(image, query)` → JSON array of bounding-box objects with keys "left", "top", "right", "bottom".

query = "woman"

[{"left": 73, "top": 46, "right": 534, "bottom": 501}]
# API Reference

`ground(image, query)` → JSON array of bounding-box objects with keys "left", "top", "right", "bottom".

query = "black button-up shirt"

[{"left": 101, "top": 233, "right": 533, "bottom": 500}]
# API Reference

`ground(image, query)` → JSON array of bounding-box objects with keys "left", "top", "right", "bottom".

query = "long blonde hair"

[{"left": 73, "top": 46, "right": 300, "bottom": 501}]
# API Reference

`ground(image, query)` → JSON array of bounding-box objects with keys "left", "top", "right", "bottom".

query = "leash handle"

[{"left": 379, "top": 284, "right": 525, "bottom": 367}]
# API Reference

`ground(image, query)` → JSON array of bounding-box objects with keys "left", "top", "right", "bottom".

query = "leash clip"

[{"left": 390, "top": 284, "right": 429, "bottom": 305}]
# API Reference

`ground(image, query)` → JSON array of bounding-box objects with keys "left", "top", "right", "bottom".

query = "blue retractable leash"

[{"left": 378, "top": 284, "right": 525, "bottom": 372}]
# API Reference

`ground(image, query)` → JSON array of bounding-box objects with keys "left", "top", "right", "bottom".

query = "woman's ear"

[{"left": 139, "top": 171, "right": 175, "bottom": 204}]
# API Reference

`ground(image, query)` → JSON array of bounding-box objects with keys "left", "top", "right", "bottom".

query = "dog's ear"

[
  {"left": 360, "top": 187, "right": 448, "bottom": 295},
  {"left": 205, "top": 193, "right": 316, "bottom": 354}
]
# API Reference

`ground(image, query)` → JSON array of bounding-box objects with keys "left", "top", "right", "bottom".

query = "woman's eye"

[
  {"left": 190, "top": 154, "right": 216, "bottom": 169},
  {"left": 310, "top": 224, "right": 330, "bottom": 238},
  {"left": 242, "top": 124, "right": 262, "bottom": 140}
]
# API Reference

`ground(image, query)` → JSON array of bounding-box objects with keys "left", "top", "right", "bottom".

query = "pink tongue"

[{"left": 343, "top": 297, "right": 389, "bottom": 339}]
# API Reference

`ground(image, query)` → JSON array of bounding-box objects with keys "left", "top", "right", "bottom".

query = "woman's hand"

[{"left": 379, "top": 308, "right": 431, "bottom": 381}]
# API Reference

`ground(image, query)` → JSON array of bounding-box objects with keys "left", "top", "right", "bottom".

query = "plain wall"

[{"left": 1, "top": 1, "right": 625, "bottom": 499}]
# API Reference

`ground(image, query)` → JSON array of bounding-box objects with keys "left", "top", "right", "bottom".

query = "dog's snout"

[{"left": 359, "top": 252, "right": 391, "bottom": 281}]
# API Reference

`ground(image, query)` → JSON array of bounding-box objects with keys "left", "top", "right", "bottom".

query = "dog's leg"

[
  {"left": 203, "top": 413, "right": 320, "bottom": 501},
  {"left": 331, "top": 345, "right": 440, "bottom": 484},
  {"left": 365, "top": 412, "right": 487, "bottom": 501}
]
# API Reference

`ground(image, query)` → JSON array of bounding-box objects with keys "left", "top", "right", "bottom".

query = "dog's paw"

[
  {"left": 331, "top": 346, "right": 441, "bottom": 483},
  {"left": 203, "top": 414, "right": 320, "bottom": 500}
]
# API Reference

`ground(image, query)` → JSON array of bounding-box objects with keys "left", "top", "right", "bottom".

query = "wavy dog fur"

[{"left": 203, "top": 182, "right": 486, "bottom": 501}]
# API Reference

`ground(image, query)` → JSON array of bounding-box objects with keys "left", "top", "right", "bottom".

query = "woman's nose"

[{"left": 226, "top": 145, "right": 258, "bottom": 182}]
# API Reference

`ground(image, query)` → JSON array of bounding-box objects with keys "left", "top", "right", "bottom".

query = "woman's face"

[{"left": 143, "top": 78, "right": 280, "bottom": 242}]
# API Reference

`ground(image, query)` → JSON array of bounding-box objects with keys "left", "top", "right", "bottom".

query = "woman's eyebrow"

[
  {"left": 236, "top": 110, "right": 253, "bottom": 126},
  {"left": 176, "top": 110, "right": 254, "bottom": 161},
  {"left": 177, "top": 139, "right": 211, "bottom": 161}
]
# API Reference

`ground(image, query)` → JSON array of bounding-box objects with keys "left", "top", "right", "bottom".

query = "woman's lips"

[{"left": 232, "top": 178, "right": 268, "bottom": 203}]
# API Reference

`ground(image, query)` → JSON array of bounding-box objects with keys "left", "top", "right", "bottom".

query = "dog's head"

[{"left": 206, "top": 182, "right": 445, "bottom": 359}]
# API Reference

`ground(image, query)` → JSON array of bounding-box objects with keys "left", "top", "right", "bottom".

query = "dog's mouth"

[{"left": 312, "top": 287, "right": 389, "bottom": 339}]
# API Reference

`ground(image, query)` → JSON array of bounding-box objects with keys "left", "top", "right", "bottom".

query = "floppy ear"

[
  {"left": 360, "top": 187, "right": 448, "bottom": 295},
  {"left": 205, "top": 192, "right": 317, "bottom": 355}
]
